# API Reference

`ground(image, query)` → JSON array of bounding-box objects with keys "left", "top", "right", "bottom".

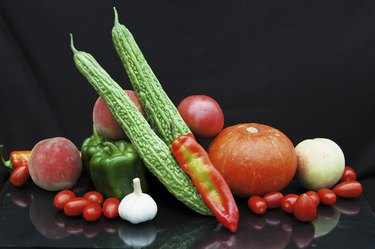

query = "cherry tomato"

[
  {"left": 317, "top": 188, "right": 337, "bottom": 205},
  {"left": 281, "top": 194, "right": 299, "bottom": 214},
  {"left": 248, "top": 196, "right": 267, "bottom": 215},
  {"left": 64, "top": 197, "right": 90, "bottom": 217},
  {"left": 332, "top": 180, "right": 363, "bottom": 198},
  {"left": 102, "top": 198, "right": 120, "bottom": 219},
  {"left": 263, "top": 191, "right": 284, "bottom": 209},
  {"left": 9, "top": 165, "right": 29, "bottom": 187},
  {"left": 83, "top": 191, "right": 104, "bottom": 205},
  {"left": 83, "top": 203, "right": 102, "bottom": 222},
  {"left": 339, "top": 166, "right": 357, "bottom": 182},
  {"left": 306, "top": 191, "right": 320, "bottom": 206},
  {"left": 293, "top": 194, "right": 317, "bottom": 222},
  {"left": 177, "top": 95, "right": 224, "bottom": 137},
  {"left": 53, "top": 189, "right": 76, "bottom": 210}
]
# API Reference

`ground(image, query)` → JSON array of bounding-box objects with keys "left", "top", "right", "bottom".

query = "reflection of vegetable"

[
  {"left": 118, "top": 178, "right": 157, "bottom": 224},
  {"left": 89, "top": 139, "right": 148, "bottom": 199},
  {"left": 293, "top": 194, "right": 317, "bottom": 222},
  {"left": 248, "top": 196, "right": 267, "bottom": 215},
  {"left": 208, "top": 123, "right": 297, "bottom": 197},
  {"left": 171, "top": 134, "right": 238, "bottom": 232},
  {"left": 71, "top": 36, "right": 211, "bottom": 215},
  {"left": 112, "top": 8, "right": 190, "bottom": 146},
  {"left": 118, "top": 223, "right": 158, "bottom": 248},
  {"left": 332, "top": 180, "right": 362, "bottom": 198}
]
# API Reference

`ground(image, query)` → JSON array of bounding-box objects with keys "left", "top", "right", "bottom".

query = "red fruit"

[
  {"left": 281, "top": 194, "right": 299, "bottom": 214},
  {"left": 64, "top": 197, "right": 89, "bottom": 217},
  {"left": 83, "top": 191, "right": 104, "bottom": 205},
  {"left": 208, "top": 123, "right": 297, "bottom": 197},
  {"left": 306, "top": 191, "right": 320, "bottom": 206},
  {"left": 293, "top": 194, "right": 317, "bottom": 222},
  {"left": 339, "top": 166, "right": 357, "bottom": 182},
  {"left": 53, "top": 190, "right": 76, "bottom": 210},
  {"left": 83, "top": 203, "right": 102, "bottom": 222},
  {"left": 332, "top": 180, "right": 363, "bottom": 198},
  {"left": 9, "top": 165, "right": 29, "bottom": 187},
  {"left": 318, "top": 188, "right": 336, "bottom": 205},
  {"left": 248, "top": 196, "right": 267, "bottom": 215},
  {"left": 263, "top": 191, "right": 284, "bottom": 209},
  {"left": 102, "top": 198, "right": 120, "bottom": 219}
]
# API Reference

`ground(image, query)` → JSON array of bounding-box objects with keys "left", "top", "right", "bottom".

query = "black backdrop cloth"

[{"left": 1, "top": 1, "right": 375, "bottom": 208}]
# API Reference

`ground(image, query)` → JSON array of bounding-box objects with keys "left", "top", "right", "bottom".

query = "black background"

[{"left": 1, "top": 1, "right": 375, "bottom": 209}]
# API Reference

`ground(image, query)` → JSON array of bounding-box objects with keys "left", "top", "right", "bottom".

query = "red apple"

[
  {"left": 28, "top": 137, "right": 82, "bottom": 191},
  {"left": 93, "top": 90, "right": 144, "bottom": 140}
]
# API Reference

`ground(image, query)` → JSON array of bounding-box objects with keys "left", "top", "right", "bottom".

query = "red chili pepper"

[
  {"left": 171, "top": 134, "right": 239, "bottom": 232},
  {"left": 0, "top": 145, "right": 31, "bottom": 169}
]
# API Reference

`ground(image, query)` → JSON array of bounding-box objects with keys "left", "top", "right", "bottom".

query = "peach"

[
  {"left": 28, "top": 137, "right": 82, "bottom": 191},
  {"left": 93, "top": 90, "right": 144, "bottom": 140}
]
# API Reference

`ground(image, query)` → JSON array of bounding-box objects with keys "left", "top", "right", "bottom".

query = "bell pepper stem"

[{"left": 0, "top": 145, "right": 13, "bottom": 169}]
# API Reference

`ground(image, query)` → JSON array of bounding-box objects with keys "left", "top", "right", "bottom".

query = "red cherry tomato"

[
  {"left": 64, "top": 197, "right": 90, "bottom": 217},
  {"left": 9, "top": 165, "right": 29, "bottom": 187},
  {"left": 248, "top": 196, "right": 267, "bottom": 215},
  {"left": 53, "top": 190, "right": 76, "bottom": 210},
  {"left": 306, "top": 191, "right": 320, "bottom": 206},
  {"left": 339, "top": 166, "right": 357, "bottom": 182},
  {"left": 83, "top": 203, "right": 102, "bottom": 222},
  {"left": 293, "top": 194, "right": 317, "bottom": 222},
  {"left": 177, "top": 95, "right": 224, "bottom": 137},
  {"left": 317, "top": 188, "right": 337, "bottom": 205},
  {"left": 83, "top": 191, "right": 104, "bottom": 205},
  {"left": 263, "top": 191, "right": 284, "bottom": 209},
  {"left": 332, "top": 180, "right": 363, "bottom": 198},
  {"left": 102, "top": 198, "right": 120, "bottom": 219},
  {"left": 281, "top": 194, "right": 299, "bottom": 214}
]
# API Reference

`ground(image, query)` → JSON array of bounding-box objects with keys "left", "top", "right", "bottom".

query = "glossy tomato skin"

[
  {"left": 263, "top": 191, "right": 284, "bottom": 209},
  {"left": 293, "top": 194, "right": 317, "bottom": 222},
  {"left": 208, "top": 123, "right": 297, "bottom": 197},
  {"left": 64, "top": 197, "right": 89, "bottom": 217},
  {"left": 177, "top": 95, "right": 224, "bottom": 138},
  {"left": 53, "top": 190, "right": 76, "bottom": 210},
  {"left": 317, "top": 188, "right": 336, "bottom": 205},
  {"left": 248, "top": 196, "right": 267, "bottom": 215},
  {"left": 332, "top": 180, "right": 363, "bottom": 198},
  {"left": 9, "top": 165, "right": 29, "bottom": 187},
  {"left": 305, "top": 191, "right": 320, "bottom": 206},
  {"left": 281, "top": 194, "right": 299, "bottom": 214},
  {"left": 102, "top": 198, "right": 120, "bottom": 219},
  {"left": 339, "top": 166, "right": 357, "bottom": 182},
  {"left": 83, "top": 191, "right": 104, "bottom": 205},
  {"left": 83, "top": 203, "right": 102, "bottom": 222}
]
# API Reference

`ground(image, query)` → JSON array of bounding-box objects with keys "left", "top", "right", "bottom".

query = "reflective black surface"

[{"left": 1, "top": 173, "right": 375, "bottom": 249}]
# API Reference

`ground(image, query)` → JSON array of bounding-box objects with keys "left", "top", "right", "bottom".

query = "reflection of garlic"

[
  {"left": 118, "top": 223, "right": 158, "bottom": 247},
  {"left": 118, "top": 178, "right": 157, "bottom": 224}
]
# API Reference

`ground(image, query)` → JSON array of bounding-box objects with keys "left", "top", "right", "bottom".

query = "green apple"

[{"left": 295, "top": 138, "right": 345, "bottom": 191}]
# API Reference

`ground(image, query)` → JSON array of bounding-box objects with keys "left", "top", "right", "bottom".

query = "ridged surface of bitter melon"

[
  {"left": 70, "top": 36, "right": 212, "bottom": 216},
  {"left": 112, "top": 8, "right": 190, "bottom": 146}
]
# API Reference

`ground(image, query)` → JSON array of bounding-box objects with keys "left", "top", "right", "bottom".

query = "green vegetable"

[
  {"left": 89, "top": 138, "right": 148, "bottom": 199},
  {"left": 81, "top": 127, "right": 105, "bottom": 174},
  {"left": 70, "top": 35, "right": 212, "bottom": 216},
  {"left": 112, "top": 8, "right": 190, "bottom": 146}
]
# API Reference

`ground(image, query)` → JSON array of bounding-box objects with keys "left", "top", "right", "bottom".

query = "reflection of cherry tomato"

[
  {"left": 9, "top": 165, "right": 29, "bottom": 187},
  {"left": 103, "top": 198, "right": 120, "bottom": 219},
  {"left": 64, "top": 197, "right": 89, "bottom": 217},
  {"left": 248, "top": 196, "right": 267, "bottom": 215},
  {"left": 339, "top": 166, "right": 357, "bottom": 182},
  {"left": 54, "top": 190, "right": 76, "bottom": 210},
  {"left": 281, "top": 194, "right": 299, "bottom": 214},
  {"left": 306, "top": 191, "right": 320, "bottom": 206},
  {"left": 333, "top": 180, "right": 362, "bottom": 198},
  {"left": 318, "top": 188, "right": 336, "bottom": 205},
  {"left": 83, "top": 203, "right": 102, "bottom": 222},
  {"left": 263, "top": 191, "right": 284, "bottom": 209},
  {"left": 293, "top": 194, "right": 317, "bottom": 222},
  {"left": 83, "top": 191, "right": 104, "bottom": 205}
]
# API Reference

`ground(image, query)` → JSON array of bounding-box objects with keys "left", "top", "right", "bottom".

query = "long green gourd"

[
  {"left": 112, "top": 8, "right": 190, "bottom": 146},
  {"left": 70, "top": 35, "right": 212, "bottom": 216}
]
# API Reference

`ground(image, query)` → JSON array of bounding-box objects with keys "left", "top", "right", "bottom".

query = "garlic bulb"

[{"left": 118, "top": 177, "right": 158, "bottom": 224}]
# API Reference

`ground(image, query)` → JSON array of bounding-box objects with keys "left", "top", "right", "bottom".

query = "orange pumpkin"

[{"left": 208, "top": 123, "right": 297, "bottom": 197}]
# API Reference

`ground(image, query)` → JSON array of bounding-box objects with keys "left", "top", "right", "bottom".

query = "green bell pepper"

[{"left": 81, "top": 129, "right": 148, "bottom": 199}]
